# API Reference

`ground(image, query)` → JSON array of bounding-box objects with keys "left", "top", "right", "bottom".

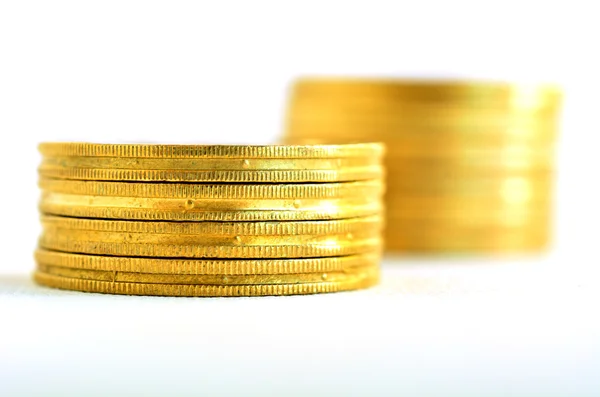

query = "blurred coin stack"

[
  {"left": 35, "top": 143, "right": 384, "bottom": 296},
  {"left": 284, "top": 79, "right": 562, "bottom": 252}
]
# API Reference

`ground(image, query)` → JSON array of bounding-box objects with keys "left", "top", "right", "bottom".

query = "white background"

[{"left": 1, "top": 1, "right": 599, "bottom": 396}]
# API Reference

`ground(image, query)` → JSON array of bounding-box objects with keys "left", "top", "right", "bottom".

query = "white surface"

[
  {"left": 1, "top": 1, "right": 599, "bottom": 396},
  {"left": 2, "top": 257, "right": 600, "bottom": 396}
]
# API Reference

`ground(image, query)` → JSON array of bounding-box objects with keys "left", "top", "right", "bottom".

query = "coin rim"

[
  {"left": 39, "top": 214, "right": 383, "bottom": 235},
  {"left": 34, "top": 249, "right": 382, "bottom": 275},
  {"left": 38, "top": 236, "right": 382, "bottom": 258},
  {"left": 33, "top": 270, "right": 380, "bottom": 296},
  {"left": 38, "top": 178, "right": 384, "bottom": 198},
  {"left": 38, "top": 142, "right": 385, "bottom": 159},
  {"left": 38, "top": 165, "right": 384, "bottom": 183},
  {"left": 36, "top": 262, "right": 379, "bottom": 285}
]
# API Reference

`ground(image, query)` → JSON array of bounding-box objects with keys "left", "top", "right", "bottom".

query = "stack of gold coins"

[
  {"left": 35, "top": 142, "right": 385, "bottom": 296},
  {"left": 284, "top": 79, "right": 562, "bottom": 253}
]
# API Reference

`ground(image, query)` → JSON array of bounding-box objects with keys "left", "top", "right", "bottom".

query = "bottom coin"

[{"left": 33, "top": 268, "right": 379, "bottom": 296}]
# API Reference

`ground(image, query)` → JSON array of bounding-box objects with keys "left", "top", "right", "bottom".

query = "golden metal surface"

[
  {"left": 34, "top": 269, "right": 380, "bottom": 296},
  {"left": 385, "top": 168, "right": 553, "bottom": 181},
  {"left": 39, "top": 233, "right": 381, "bottom": 258},
  {"left": 38, "top": 178, "right": 384, "bottom": 221},
  {"left": 39, "top": 214, "right": 382, "bottom": 235},
  {"left": 384, "top": 215, "right": 550, "bottom": 230},
  {"left": 34, "top": 141, "right": 385, "bottom": 295},
  {"left": 36, "top": 262, "right": 378, "bottom": 285},
  {"left": 284, "top": 79, "right": 561, "bottom": 253},
  {"left": 383, "top": 146, "right": 554, "bottom": 160},
  {"left": 284, "top": 135, "right": 555, "bottom": 154},
  {"left": 287, "top": 114, "right": 558, "bottom": 131},
  {"left": 38, "top": 164, "right": 384, "bottom": 183},
  {"left": 39, "top": 178, "right": 383, "bottom": 198},
  {"left": 386, "top": 204, "right": 550, "bottom": 223},
  {"left": 34, "top": 249, "right": 381, "bottom": 275},
  {"left": 385, "top": 175, "right": 553, "bottom": 197},
  {"left": 383, "top": 160, "right": 553, "bottom": 174},
  {"left": 40, "top": 156, "right": 379, "bottom": 170},
  {"left": 292, "top": 79, "right": 562, "bottom": 109},
  {"left": 288, "top": 107, "right": 561, "bottom": 124},
  {"left": 385, "top": 228, "right": 549, "bottom": 252},
  {"left": 39, "top": 216, "right": 383, "bottom": 259},
  {"left": 40, "top": 192, "right": 383, "bottom": 221},
  {"left": 39, "top": 214, "right": 383, "bottom": 257},
  {"left": 285, "top": 129, "right": 556, "bottom": 150},
  {"left": 38, "top": 142, "right": 384, "bottom": 159}
]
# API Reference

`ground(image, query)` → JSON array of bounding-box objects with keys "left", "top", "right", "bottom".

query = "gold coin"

[
  {"left": 285, "top": 125, "right": 556, "bottom": 146},
  {"left": 39, "top": 178, "right": 383, "bottom": 199},
  {"left": 388, "top": 208, "right": 548, "bottom": 220},
  {"left": 285, "top": 130, "right": 557, "bottom": 148},
  {"left": 39, "top": 214, "right": 383, "bottom": 259},
  {"left": 40, "top": 193, "right": 383, "bottom": 222},
  {"left": 283, "top": 135, "right": 556, "bottom": 156},
  {"left": 39, "top": 233, "right": 381, "bottom": 259},
  {"left": 38, "top": 179, "right": 384, "bottom": 221},
  {"left": 385, "top": 240, "right": 548, "bottom": 253},
  {"left": 285, "top": 106, "right": 558, "bottom": 146},
  {"left": 40, "top": 192, "right": 383, "bottom": 222},
  {"left": 385, "top": 228, "right": 548, "bottom": 252},
  {"left": 33, "top": 269, "right": 380, "bottom": 296},
  {"left": 385, "top": 175, "right": 553, "bottom": 197},
  {"left": 286, "top": 109, "right": 558, "bottom": 126},
  {"left": 38, "top": 142, "right": 384, "bottom": 159},
  {"left": 40, "top": 156, "right": 379, "bottom": 171},
  {"left": 386, "top": 193, "right": 552, "bottom": 210},
  {"left": 291, "top": 79, "right": 562, "bottom": 109},
  {"left": 387, "top": 223, "right": 548, "bottom": 234},
  {"left": 288, "top": 105, "right": 561, "bottom": 123},
  {"left": 38, "top": 165, "right": 383, "bottom": 183},
  {"left": 384, "top": 167, "right": 553, "bottom": 178},
  {"left": 39, "top": 165, "right": 385, "bottom": 183},
  {"left": 385, "top": 165, "right": 554, "bottom": 179},
  {"left": 40, "top": 214, "right": 382, "bottom": 236},
  {"left": 386, "top": 211, "right": 549, "bottom": 228},
  {"left": 284, "top": 135, "right": 555, "bottom": 154},
  {"left": 285, "top": 128, "right": 555, "bottom": 140},
  {"left": 383, "top": 148, "right": 554, "bottom": 165},
  {"left": 34, "top": 249, "right": 381, "bottom": 275},
  {"left": 36, "top": 262, "right": 379, "bottom": 285},
  {"left": 387, "top": 203, "right": 549, "bottom": 219}
]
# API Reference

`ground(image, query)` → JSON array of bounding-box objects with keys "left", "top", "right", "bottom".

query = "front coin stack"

[
  {"left": 35, "top": 143, "right": 385, "bottom": 296},
  {"left": 284, "top": 79, "right": 562, "bottom": 253}
]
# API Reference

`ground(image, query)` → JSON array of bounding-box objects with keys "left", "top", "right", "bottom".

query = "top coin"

[
  {"left": 38, "top": 142, "right": 384, "bottom": 159},
  {"left": 292, "top": 79, "right": 562, "bottom": 110}
]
